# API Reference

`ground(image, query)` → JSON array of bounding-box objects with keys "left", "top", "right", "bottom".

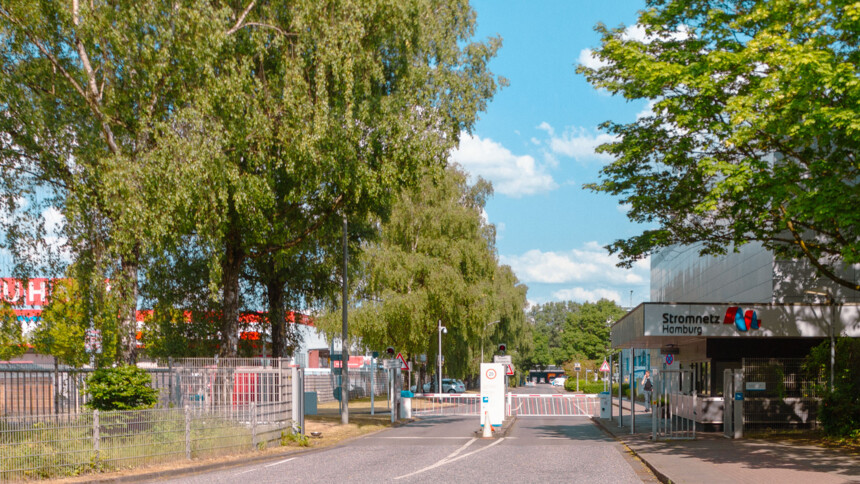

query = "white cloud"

[
  {"left": 637, "top": 100, "right": 657, "bottom": 120},
  {"left": 617, "top": 203, "right": 632, "bottom": 215},
  {"left": 500, "top": 242, "right": 648, "bottom": 286},
  {"left": 451, "top": 133, "right": 558, "bottom": 197},
  {"left": 538, "top": 123, "right": 617, "bottom": 163},
  {"left": 552, "top": 287, "right": 622, "bottom": 304},
  {"left": 577, "top": 48, "right": 608, "bottom": 70},
  {"left": 623, "top": 24, "right": 691, "bottom": 43}
]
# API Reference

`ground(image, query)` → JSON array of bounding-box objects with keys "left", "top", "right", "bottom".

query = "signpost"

[
  {"left": 574, "top": 362, "right": 581, "bottom": 392},
  {"left": 493, "top": 355, "right": 512, "bottom": 365},
  {"left": 480, "top": 363, "right": 505, "bottom": 431}
]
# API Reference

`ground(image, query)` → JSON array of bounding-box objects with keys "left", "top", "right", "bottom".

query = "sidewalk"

[{"left": 594, "top": 400, "right": 860, "bottom": 484}]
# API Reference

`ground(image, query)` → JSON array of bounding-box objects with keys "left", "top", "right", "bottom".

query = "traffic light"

[
  {"left": 386, "top": 346, "right": 395, "bottom": 356},
  {"left": 498, "top": 343, "right": 506, "bottom": 353}
]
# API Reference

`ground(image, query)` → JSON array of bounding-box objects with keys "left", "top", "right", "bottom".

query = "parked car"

[
  {"left": 422, "top": 378, "right": 466, "bottom": 393},
  {"left": 551, "top": 377, "right": 567, "bottom": 387}
]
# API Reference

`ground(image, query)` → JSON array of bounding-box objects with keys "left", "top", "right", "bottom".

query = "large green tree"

[
  {"left": 144, "top": 0, "right": 504, "bottom": 356},
  {"left": 0, "top": 0, "right": 225, "bottom": 363},
  {"left": 560, "top": 299, "right": 626, "bottom": 361},
  {"left": 525, "top": 301, "right": 581, "bottom": 368},
  {"left": 579, "top": 0, "right": 860, "bottom": 291},
  {"left": 323, "top": 166, "right": 529, "bottom": 380}
]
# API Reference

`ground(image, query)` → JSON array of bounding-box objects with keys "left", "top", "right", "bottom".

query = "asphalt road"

[{"left": 158, "top": 385, "right": 653, "bottom": 484}]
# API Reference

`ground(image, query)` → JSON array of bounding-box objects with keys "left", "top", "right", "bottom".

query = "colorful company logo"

[{"left": 723, "top": 307, "right": 761, "bottom": 331}]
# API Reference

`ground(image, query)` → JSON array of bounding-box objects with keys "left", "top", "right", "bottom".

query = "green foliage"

[
  {"left": 804, "top": 338, "right": 860, "bottom": 438},
  {"left": 139, "top": 307, "right": 220, "bottom": 359},
  {"left": 319, "top": 166, "right": 529, "bottom": 379},
  {"left": 579, "top": 0, "right": 860, "bottom": 291},
  {"left": 0, "top": 301, "right": 27, "bottom": 360},
  {"left": 561, "top": 300, "right": 626, "bottom": 361},
  {"left": 84, "top": 365, "right": 158, "bottom": 411},
  {"left": 526, "top": 301, "right": 581, "bottom": 368},
  {"left": 523, "top": 299, "right": 624, "bottom": 369},
  {"left": 32, "top": 278, "right": 117, "bottom": 368},
  {"left": 281, "top": 429, "right": 310, "bottom": 447}
]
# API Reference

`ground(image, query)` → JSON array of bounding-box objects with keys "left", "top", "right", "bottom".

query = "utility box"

[
  {"left": 599, "top": 392, "right": 611, "bottom": 419},
  {"left": 400, "top": 396, "right": 412, "bottom": 419},
  {"left": 304, "top": 391, "right": 318, "bottom": 416}
]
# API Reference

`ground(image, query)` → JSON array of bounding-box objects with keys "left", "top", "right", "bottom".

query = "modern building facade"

[{"left": 611, "top": 242, "right": 860, "bottom": 428}]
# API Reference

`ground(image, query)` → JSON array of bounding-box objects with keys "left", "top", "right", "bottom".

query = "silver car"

[{"left": 423, "top": 378, "right": 466, "bottom": 393}]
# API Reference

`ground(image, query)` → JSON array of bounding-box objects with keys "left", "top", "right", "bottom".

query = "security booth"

[
  {"left": 528, "top": 366, "right": 566, "bottom": 384},
  {"left": 610, "top": 302, "right": 859, "bottom": 437}
]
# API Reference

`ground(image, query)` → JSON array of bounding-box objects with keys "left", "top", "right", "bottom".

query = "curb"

[
  {"left": 499, "top": 415, "right": 517, "bottom": 438},
  {"left": 591, "top": 417, "right": 672, "bottom": 484}
]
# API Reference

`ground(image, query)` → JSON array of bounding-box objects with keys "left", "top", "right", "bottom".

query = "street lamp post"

[
  {"left": 481, "top": 320, "right": 500, "bottom": 363},
  {"left": 438, "top": 320, "right": 447, "bottom": 393}
]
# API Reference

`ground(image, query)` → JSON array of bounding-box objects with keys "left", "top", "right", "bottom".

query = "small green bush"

[
  {"left": 281, "top": 429, "right": 310, "bottom": 447},
  {"left": 84, "top": 365, "right": 158, "bottom": 411}
]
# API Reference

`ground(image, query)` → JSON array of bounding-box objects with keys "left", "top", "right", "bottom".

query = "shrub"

[
  {"left": 804, "top": 337, "right": 860, "bottom": 438},
  {"left": 84, "top": 365, "right": 158, "bottom": 411}
]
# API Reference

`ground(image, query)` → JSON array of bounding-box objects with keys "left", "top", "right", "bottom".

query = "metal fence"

[
  {"left": 411, "top": 394, "right": 480, "bottom": 416},
  {"left": 0, "top": 358, "right": 294, "bottom": 419},
  {"left": 741, "top": 358, "right": 823, "bottom": 429},
  {"left": 0, "top": 403, "right": 289, "bottom": 482},
  {"left": 507, "top": 394, "right": 599, "bottom": 417},
  {"left": 303, "top": 368, "right": 388, "bottom": 404}
]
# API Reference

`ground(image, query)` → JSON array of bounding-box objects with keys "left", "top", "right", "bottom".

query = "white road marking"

[
  {"left": 264, "top": 457, "right": 295, "bottom": 467},
  {"left": 394, "top": 438, "right": 505, "bottom": 480},
  {"left": 369, "top": 436, "right": 474, "bottom": 440}
]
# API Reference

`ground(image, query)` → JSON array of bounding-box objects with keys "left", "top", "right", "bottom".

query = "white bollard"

[{"left": 482, "top": 411, "right": 493, "bottom": 438}]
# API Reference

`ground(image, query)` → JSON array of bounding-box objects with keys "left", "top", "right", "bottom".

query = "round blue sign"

[{"left": 665, "top": 354, "right": 674, "bottom": 365}]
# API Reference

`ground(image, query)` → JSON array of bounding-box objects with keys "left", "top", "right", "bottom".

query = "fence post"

[
  {"left": 291, "top": 366, "right": 299, "bottom": 430},
  {"left": 93, "top": 409, "right": 100, "bottom": 466},
  {"left": 185, "top": 405, "right": 191, "bottom": 460},
  {"left": 168, "top": 357, "right": 174, "bottom": 407},
  {"left": 251, "top": 402, "right": 257, "bottom": 450}
]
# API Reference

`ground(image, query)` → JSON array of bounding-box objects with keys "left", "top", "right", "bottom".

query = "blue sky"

[{"left": 452, "top": 0, "right": 651, "bottom": 307}]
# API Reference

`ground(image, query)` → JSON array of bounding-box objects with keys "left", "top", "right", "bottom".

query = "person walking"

[{"left": 641, "top": 371, "right": 653, "bottom": 412}]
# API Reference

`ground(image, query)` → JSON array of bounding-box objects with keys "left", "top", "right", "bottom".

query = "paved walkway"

[{"left": 595, "top": 400, "right": 860, "bottom": 484}]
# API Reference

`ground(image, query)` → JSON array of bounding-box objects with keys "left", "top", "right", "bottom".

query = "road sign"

[
  {"left": 599, "top": 360, "right": 610, "bottom": 372},
  {"left": 383, "top": 359, "right": 398, "bottom": 369},
  {"left": 84, "top": 328, "right": 102, "bottom": 354},
  {"left": 505, "top": 364, "right": 514, "bottom": 376},
  {"left": 574, "top": 362, "right": 581, "bottom": 372},
  {"left": 395, "top": 353, "right": 410, "bottom": 371},
  {"left": 665, "top": 354, "right": 674, "bottom": 365},
  {"left": 493, "top": 355, "right": 512, "bottom": 365}
]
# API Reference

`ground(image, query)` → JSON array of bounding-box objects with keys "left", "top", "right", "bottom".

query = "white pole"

[{"left": 438, "top": 320, "right": 443, "bottom": 393}]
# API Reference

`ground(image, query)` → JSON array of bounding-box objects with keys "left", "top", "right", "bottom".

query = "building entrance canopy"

[{"left": 611, "top": 302, "right": 859, "bottom": 349}]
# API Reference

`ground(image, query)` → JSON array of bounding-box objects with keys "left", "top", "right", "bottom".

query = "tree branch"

[
  {"left": 71, "top": 0, "right": 119, "bottom": 154},
  {"left": 781, "top": 206, "right": 859, "bottom": 291},
  {"left": 251, "top": 194, "right": 345, "bottom": 258},
  {"left": 225, "top": 1, "right": 256, "bottom": 36}
]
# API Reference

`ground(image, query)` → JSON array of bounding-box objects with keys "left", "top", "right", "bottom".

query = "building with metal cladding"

[{"left": 611, "top": 242, "right": 860, "bottom": 431}]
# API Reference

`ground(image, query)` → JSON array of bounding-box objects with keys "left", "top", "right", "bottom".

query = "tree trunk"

[
  {"left": 267, "top": 279, "right": 286, "bottom": 358},
  {"left": 220, "top": 230, "right": 243, "bottom": 357},
  {"left": 118, "top": 251, "right": 139, "bottom": 365}
]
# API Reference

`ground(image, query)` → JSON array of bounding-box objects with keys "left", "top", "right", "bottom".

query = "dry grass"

[{"left": 48, "top": 415, "right": 392, "bottom": 483}]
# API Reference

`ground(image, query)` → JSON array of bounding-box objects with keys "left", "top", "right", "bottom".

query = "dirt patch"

[{"left": 746, "top": 430, "right": 860, "bottom": 455}]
